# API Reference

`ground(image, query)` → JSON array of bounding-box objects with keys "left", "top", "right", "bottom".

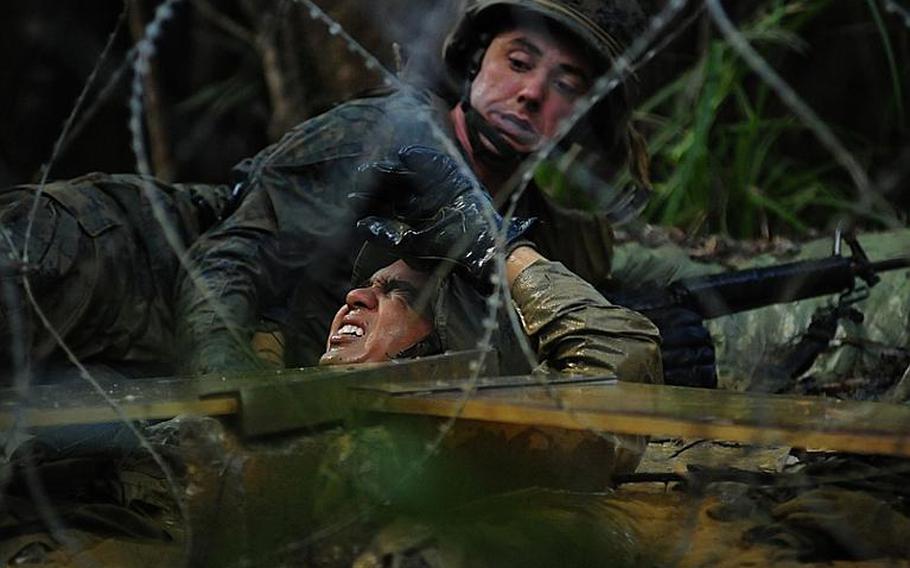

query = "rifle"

[
  {"left": 605, "top": 231, "right": 910, "bottom": 390},
  {"left": 608, "top": 231, "right": 910, "bottom": 319}
]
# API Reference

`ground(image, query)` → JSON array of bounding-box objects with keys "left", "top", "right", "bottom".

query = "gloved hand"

[
  {"left": 642, "top": 306, "right": 717, "bottom": 388},
  {"left": 351, "top": 145, "right": 534, "bottom": 285}
]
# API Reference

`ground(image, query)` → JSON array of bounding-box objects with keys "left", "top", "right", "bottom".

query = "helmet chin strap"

[
  {"left": 391, "top": 330, "right": 443, "bottom": 360},
  {"left": 460, "top": 97, "right": 526, "bottom": 169}
]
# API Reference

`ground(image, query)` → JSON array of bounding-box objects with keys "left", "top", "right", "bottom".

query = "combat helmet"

[
  {"left": 443, "top": 0, "right": 650, "bottom": 188},
  {"left": 444, "top": 0, "right": 646, "bottom": 82}
]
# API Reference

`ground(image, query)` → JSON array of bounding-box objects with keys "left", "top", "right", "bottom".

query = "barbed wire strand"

[
  {"left": 127, "top": 0, "right": 258, "bottom": 363},
  {"left": 883, "top": 0, "right": 910, "bottom": 28},
  {"left": 2, "top": 2, "right": 193, "bottom": 560},
  {"left": 705, "top": 0, "right": 898, "bottom": 227},
  {"left": 122, "top": 0, "right": 203, "bottom": 560},
  {"left": 1, "top": 225, "right": 89, "bottom": 562},
  {"left": 231, "top": 1, "right": 697, "bottom": 558},
  {"left": 4, "top": 5, "right": 129, "bottom": 562},
  {"left": 19, "top": 277, "right": 189, "bottom": 564},
  {"left": 20, "top": 7, "right": 128, "bottom": 269}
]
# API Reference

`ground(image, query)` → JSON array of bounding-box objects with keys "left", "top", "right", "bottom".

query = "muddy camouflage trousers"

[{"left": 0, "top": 174, "right": 233, "bottom": 380}]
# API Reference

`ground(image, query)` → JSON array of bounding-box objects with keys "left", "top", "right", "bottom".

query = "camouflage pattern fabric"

[
  {"left": 175, "top": 89, "right": 619, "bottom": 373},
  {"left": 610, "top": 228, "right": 910, "bottom": 393},
  {"left": 509, "top": 258, "right": 661, "bottom": 471},
  {"left": 0, "top": 173, "right": 233, "bottom": 380},
  {"left": 711, "top": 229, "right": 910, "bottom": 394},
  {"left": 312, "top": 260, "right": 662, "bottom": 566},
  {"left": 511, "top": 258, "right": 661, "bottom": 382}
]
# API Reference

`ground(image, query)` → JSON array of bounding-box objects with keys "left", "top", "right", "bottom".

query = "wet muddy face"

[
  {"left": 469, "top": 27, "right": 594, "bottom": 154},
  {"left": 319, "top": 260, "right": 433, "bottom": 365}
]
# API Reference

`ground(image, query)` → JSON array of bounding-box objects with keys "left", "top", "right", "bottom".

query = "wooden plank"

[
  {"left": 0, "top": 376, "right": 240, "bottom": 429},
  {"left": 0, "top": 351, "right": 489, "bottom": 431},
  {"left": 355, "top": 381, "right": 910, "bottom": 457},
  {"left": 6, "top": 364, "right": 910, "bottom": 458},
  {"left": 1, "top": 397, "right": 238, "bottom": 428}
]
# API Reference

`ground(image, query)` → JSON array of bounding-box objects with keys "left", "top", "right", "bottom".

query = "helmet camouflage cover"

[{"left": 443, "top": 0, "right": 647, "bottom": 83}]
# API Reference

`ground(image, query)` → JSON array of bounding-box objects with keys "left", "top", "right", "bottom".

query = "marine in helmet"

[
  {"left": 315, "top": 147, "right": 662, "bottom": 501},
  {"left": 321, "top": 146, "right": 661, "bottom": 384},
  {"left": 440, "top": 1, "right": 716, "bottom": 388},
  {"left": 176, "top": 0, "right": 658, "bottom": 375},
  {"left": 442, "top": 0, "right": 648, "bottom": 189}
]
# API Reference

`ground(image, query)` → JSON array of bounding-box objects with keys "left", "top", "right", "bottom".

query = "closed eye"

[
  {"left": 554, "top": 76, "right": 585, "bottom": 97},
  {"left": 554, "top": 64, "right": 590, "bottom": 98},
  {"left": 378, "top": 278, "right": 419, "bottom": 302},
  {"left": 509, "top": 55, "right": 533, "bottom": 72}
]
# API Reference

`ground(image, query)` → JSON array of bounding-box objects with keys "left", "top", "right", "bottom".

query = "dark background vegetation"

[{"left": 0, "top": 0, "right": 907, "bottom": 237}]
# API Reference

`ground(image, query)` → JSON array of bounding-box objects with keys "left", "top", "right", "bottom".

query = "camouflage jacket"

[
  {"left": 512, "top": 258, "right": 661, "bottom": 383},
  {"left": 176, "top": 89, "right": 618, "bottom": 373}
]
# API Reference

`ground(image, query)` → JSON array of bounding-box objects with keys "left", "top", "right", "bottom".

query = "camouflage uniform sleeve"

[
  {"left": 174, "top": 96, "right": 412, "bottom": 374},
  {"left": 174, "top": 111, "right": 351, "bottom": 374},
  {"left": 509, "top": 258, "right": 662, "bottom": 478},
  {"left": 174, "top": 187, "right": 280, "bottom": 374},
  {"left": 510, "top": 259, "right": 663, "bottom": 384}
]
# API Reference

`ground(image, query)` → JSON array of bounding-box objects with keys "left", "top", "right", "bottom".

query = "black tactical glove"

[
  {"left": 352, "top": 145, "right": 534, "bottom": 285},
  {"left": 641, "top": 306, "right": 717, "bottom": 388}
]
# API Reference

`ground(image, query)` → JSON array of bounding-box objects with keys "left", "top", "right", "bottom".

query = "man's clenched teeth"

[{"left": 338, "top": 324, "right": 365, "bottom": 337}]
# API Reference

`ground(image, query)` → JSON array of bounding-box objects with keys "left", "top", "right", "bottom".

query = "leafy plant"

[{"left": 638, "top": 0, "right": 886, "bottom": 239}]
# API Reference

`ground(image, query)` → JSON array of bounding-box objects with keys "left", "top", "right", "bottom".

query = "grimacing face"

[
  {"left": 469, "top": 26, "right": 594, "bottom": 154},
  {"left": 319, "top": 260, "right": 433, "bottom": 366}
]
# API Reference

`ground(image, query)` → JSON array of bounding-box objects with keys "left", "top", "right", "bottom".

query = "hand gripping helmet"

[{"left": 443, "top": 0, "right": 650, "bottom": 187}]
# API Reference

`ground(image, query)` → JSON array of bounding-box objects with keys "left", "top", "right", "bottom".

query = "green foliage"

[
  {"left": 640, "top": 0, "right": 874, "bottom": 238},
  {"left": 866, "top": 0, "right": 906, "bottom": 129}
]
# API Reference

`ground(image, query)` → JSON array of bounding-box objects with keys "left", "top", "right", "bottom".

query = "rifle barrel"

[
  {"left": 870, "top": 257, "right": 910, "bottom": 273},
  {"left": 676, "top": 253, "right": 910, "bottom": 320},
  {"left": 607, "top": 253, "right": 910, "bottom": 320},
  {"left": 677, "top": 256, "right": 853, "bottom": 319}
]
